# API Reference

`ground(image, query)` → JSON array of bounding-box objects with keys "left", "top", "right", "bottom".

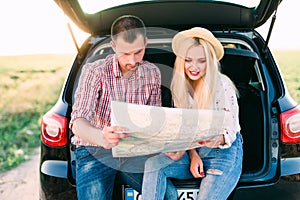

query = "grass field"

[
  {"left": 274, "top": 50, "right": 300, "bottom": 103},
  {"left": 0, "top": 51, "right": 299, "bottom": 172},
  {"left": 0, "top": 54, "right": 74, "bottom": 172}
]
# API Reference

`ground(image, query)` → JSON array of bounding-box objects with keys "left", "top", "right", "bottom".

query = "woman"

[{"left": 142, "top": 27, "right": 243, "bottom": 200}]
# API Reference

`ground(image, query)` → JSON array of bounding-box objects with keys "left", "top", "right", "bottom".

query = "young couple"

[{"left": 70, "top": 15, "right": 243, "bottom": 200}]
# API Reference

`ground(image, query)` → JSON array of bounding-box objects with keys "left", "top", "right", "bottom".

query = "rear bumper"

[
  {"left": 39, "top": 146, "right": 300, "bottom": 200},
  {"left": 281, "top": 157, "right": 300, "bottom": 176},
  {"left": 39, "top": 159, "right": 300, "bottom": 200},
  {"left": 41, "top": 160, "right": 68, "bottom": 178}
]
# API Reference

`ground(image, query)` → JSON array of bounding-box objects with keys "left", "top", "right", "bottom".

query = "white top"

[{"left": 187, "top": 74, "right": 240, "bottom": 148}]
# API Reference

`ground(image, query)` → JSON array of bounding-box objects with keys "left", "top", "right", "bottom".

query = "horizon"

[{"left": 0, "top": 0, "right": 299, "bottom": 56}]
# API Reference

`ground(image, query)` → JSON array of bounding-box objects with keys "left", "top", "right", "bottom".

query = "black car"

[{"left": 39, "top": 0, "right": 300, "bottom": 199}]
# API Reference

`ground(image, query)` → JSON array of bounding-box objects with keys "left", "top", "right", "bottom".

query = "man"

[{"left": 70, "top": 15, "right": 164, "bottom": 199}]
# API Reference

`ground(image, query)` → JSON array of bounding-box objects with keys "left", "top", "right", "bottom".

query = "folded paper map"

[{"left": 111, "top": 101, "right": 230, "bottom": 157}]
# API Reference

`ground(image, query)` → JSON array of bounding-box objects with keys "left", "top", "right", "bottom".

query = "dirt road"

[{"left": 0, "top": 147, "right": 40, "bottom": 200}]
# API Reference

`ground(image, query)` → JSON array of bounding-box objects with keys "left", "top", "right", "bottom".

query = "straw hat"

[{"left": 172, "top": 27, "right": 224, "bottom": 60}]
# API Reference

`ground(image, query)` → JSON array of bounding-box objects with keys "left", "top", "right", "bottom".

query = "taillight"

[
  {"left": 280, "top": 105, "right": 300, "bottom": 144},
  {"left": 40, "top": 112, "right": 68, "bottom": 146}
]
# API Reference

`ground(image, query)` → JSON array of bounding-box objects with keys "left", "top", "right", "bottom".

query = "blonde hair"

[{"left": 171, "top": 37, "right": 237, "bottom": 109}]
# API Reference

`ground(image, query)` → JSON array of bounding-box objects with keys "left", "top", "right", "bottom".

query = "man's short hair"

[{"left": 111, "top": 15, "right": 146, "bottom": 43}]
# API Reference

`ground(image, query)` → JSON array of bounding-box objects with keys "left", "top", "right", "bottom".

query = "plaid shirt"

[{"left": 70, "top": 54, "right": 161, "bottom": 146}]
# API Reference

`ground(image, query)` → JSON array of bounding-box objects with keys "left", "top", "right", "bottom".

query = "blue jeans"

[
  {"left": 142, "top": 133, "right": 243, "bottom": 200},
  {"left": 74, "top": 146, "right": 177, "bottom": 200}
]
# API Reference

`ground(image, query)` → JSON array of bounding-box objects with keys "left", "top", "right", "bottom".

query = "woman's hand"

[
  {"left": 165, "top": 151, "right": 185, "bottom": 161},
  {"left": 189, "top": 149, "right": 205, "bottom": 178},
  {"left": 198, "top": 134, "right": 225, "bottom": 148}
]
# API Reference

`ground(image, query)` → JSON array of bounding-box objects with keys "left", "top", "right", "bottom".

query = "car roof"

[{"left": 54, "top": 0, "right": 283, "bottom": 35}]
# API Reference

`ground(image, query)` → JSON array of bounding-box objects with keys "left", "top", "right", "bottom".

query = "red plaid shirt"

[{"left": 70, "top": 54, "right": 161, "bottom": 146}]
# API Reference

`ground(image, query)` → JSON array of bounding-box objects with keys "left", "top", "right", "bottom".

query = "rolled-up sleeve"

[
  {"left": 70, "top": 63, "right": 102, "bottom": 128},
  {"left": 215, "top": 75, "right": 240, "bottom": 148}
]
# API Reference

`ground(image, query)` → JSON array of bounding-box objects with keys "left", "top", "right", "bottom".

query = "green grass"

[
  {"left": 0, "top": 54, "right": 74, "bottom": 172},
  {"left": 273, "top": 51, "right": 300, "bottom": 103},
  {"left": 0, "top": 51, "right": 299, "bottom": 172}
]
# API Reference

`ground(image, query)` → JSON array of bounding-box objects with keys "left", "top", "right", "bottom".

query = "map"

[{"left": 111, "top": 101, "right": 230, "bottom": 157}]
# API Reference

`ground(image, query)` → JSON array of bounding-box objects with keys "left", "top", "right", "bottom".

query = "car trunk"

[{"left": 67, "top": 31, "right": 269, "bottom": 191}]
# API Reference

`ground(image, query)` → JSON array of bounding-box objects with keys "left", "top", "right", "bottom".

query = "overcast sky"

[{"left": 0, "top": 0, "right": 299, "bottom": 55}]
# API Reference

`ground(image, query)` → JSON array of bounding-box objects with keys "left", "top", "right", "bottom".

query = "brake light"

[
  {"left": 280, "top": 105, "right": 300, "bottom": 144},
  {"left": 40, "top": 112, "right": 68, "bottom": 146}
]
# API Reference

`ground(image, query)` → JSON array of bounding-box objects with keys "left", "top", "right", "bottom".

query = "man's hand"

[
  {"left": 72, "top": 118, "right": 128, "bottom": 148},
  {"left": 102, "top": 126, "right": 128, "bottom": 149}
]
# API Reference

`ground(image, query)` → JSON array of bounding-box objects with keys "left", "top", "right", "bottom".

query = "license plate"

[{"left": 125, "top": 188, "right": 198, "bottom": 200}]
